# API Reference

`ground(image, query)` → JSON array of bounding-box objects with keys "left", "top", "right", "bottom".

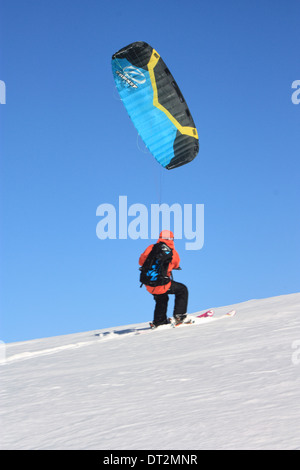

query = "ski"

[
  {"left": 196, "top": 309, "right": 214, "bottom": 319},
  {"left": 99, "top": 310, "right": 237, "bottom": 337},
  {"left": 172, "top": 310, "right": 214, "bottom": 327},
  {"left": 170, "top": 309, "right": 236, "bottom": 329},
  {"left": 148, "top": 309, "right": 236, "bottom": 330},
  {"left": 221, "top": 309, "right": 236, "bottom": 318},
  {"left": 172, "top": 318, "right": 194, "bottom": 328}
]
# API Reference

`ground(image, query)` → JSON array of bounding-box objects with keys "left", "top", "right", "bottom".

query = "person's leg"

[
  {"left": 168, "top": 281, "right": 188, "bottom": 319},
  {"left": 153, "top": 293, "right": 169, "bottom": 326}
]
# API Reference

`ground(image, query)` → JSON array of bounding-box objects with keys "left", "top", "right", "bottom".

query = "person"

[{"left": 139, "top": 230, "right": 189, "bottom": 327}]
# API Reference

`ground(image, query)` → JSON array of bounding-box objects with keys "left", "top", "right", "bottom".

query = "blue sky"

[{"left": 0, "top": 0, "right": 299, "bottom": 342}]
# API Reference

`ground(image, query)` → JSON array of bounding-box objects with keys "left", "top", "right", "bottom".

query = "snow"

[{"left": 1, "top": 293, "right": 300, "bottom": 450}]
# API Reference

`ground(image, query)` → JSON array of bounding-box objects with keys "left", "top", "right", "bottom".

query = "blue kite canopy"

[{"left": 112, "top": 42, "right": 199, "bottom": 170}]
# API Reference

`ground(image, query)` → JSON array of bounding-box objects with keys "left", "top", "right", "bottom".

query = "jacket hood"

[
  {"left": 159, "top": 230, "right": 174, "bottom": 240},
  {"left": 157, "top": 230, "right": 175, "bottom": 250}
]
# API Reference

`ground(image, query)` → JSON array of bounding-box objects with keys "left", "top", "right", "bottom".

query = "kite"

[{"left": 112, "top": 42, "right": 199, "bottom": 170}]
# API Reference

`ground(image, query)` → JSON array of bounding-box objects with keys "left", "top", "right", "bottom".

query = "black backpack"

[{"left": 139, "top": 242, "right": 173, "bottom": 287}]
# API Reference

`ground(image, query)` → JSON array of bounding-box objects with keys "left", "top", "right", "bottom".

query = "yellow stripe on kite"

[{"left": 147, "top": 49, "right": 198, "bottom": 139}]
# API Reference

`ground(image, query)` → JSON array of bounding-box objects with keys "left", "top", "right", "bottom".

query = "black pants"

[{"left": 153, "top": 281, "right": 188, "bottom": 325}]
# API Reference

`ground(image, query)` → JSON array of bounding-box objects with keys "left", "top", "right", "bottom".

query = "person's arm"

[
  {"left": 139, "top": 245, "right": 153, "bottom": 266},
  {"left": 171, "top": 249, "right": 180, "bottom": 270}
]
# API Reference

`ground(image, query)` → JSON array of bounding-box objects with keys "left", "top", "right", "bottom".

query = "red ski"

[{"left": 196, "top": 309, "right": 214, "bottom": 319}]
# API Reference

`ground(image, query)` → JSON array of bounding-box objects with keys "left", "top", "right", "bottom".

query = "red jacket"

[{"left": 139, "top": 231, "right": 180, "bottom": 295}]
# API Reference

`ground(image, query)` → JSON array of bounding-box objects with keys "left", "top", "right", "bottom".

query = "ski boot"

[{"left": 149, "top": 318, "right": 172, "bottom": 329}]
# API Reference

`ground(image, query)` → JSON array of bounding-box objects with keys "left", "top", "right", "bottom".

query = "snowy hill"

[{"left": 1, "top": 293, "right": 300, "bottom": 450}]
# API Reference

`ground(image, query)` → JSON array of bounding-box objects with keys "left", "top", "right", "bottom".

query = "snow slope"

[{"left": 1, "top": 293, "right": 300, "bottom": 450}]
